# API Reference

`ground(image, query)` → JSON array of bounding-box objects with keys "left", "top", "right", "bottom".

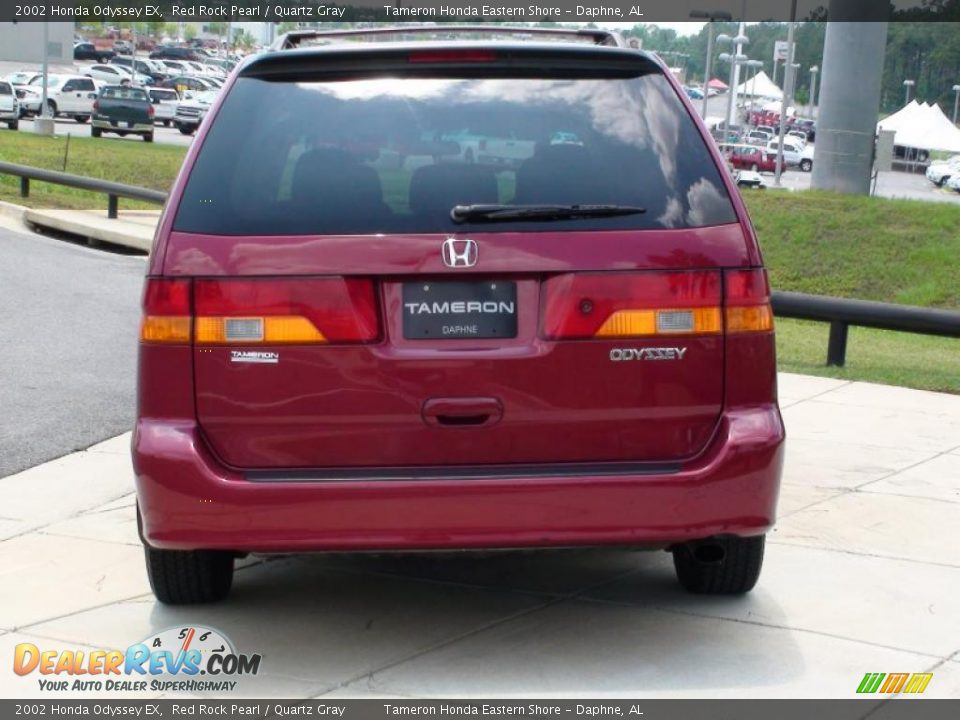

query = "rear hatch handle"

[{"left": 422, "top": 397, "right": 503, "bottom": 428}]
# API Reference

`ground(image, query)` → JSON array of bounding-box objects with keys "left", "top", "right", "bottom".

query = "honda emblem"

[{"left": 441, "top": 238, "right": 478, "bottom": 268}]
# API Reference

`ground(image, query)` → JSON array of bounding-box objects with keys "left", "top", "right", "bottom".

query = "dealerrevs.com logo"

[{"left": 13, "top": 626, "right": 261, "bottom": 693}]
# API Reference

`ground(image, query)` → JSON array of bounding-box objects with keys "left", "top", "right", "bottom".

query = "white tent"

[
  {"left": 734, "top": 70, "right": 783, "bottom": 101},
  {"left": 878, "top": 101, "right": 960, "bottom": 153}
]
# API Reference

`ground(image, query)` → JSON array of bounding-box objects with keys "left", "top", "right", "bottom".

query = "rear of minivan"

[{"left": 134, "top": 41, "right": 784, "bottom": 604}]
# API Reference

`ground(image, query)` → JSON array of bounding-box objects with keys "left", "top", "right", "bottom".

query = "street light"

[
  {"left": 719, "top": 51, "right": 749, "bottom": 133},
  {"left": 903, "top": 79, "right": 915, "bottom": 106},
  {"left": 744, "top": 59, "right": 763, "bottom": 120},
  {"left": 952, "top": 84, "right": 960, "bottom": 125},
  {"left": 690, "top": 9, "right": 733, "bottom": 120},
  {"left": 809, "top": 65, "right": 819, "bottom": 118}
]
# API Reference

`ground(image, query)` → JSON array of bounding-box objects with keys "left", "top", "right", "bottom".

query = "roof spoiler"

[{"left": 269, "top": 25, "right": 628, "bottom": 51}]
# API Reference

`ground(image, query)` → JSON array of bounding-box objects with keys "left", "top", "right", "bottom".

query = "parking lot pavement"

[
  {"left": 17, "top": 115, "right": 194, "bottom": 147},
  {"left": 1, "top": 372, "right": 958, "bottom": 699}
]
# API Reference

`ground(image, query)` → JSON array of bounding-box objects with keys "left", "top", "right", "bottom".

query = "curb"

[
  {"left": 23, "top": 209, "right": 156, "bottom": 253},
  {"left": 0, "top": 200, "right": 27, "bottom": 222}
]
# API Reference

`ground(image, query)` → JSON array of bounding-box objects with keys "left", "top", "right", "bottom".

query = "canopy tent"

[
  {"left": 734, "top": 70, "right": 783, "bottom": 101},
  {"left": 707, "top": 78, "right": 728, "bottom": 91},
  {"left": 877, "top": 100, "right": 960, "bottom": 152}
]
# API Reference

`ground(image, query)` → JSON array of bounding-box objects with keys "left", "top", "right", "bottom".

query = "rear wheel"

[
  {"left": 144, "top": 546, "right": 234, "bottom": 604},
  {"left": 672, "top": 535, "right": 765, "bottom": 594},
  {"left": 800, "top": 159, "right": 812, "bottom": 172},
  {"left": 177, "top": 124, "right": 194, "bottom": 135},
  {"left": 91, "top": 127, "right": 101, "bottom": 138},
  {"left": 163, "top": 119, "right": 171, "bottom": 127},
  {"left": 74, "top": 115, "right": 89, "bottom": 124},
  {"left": 8, "top": 120, "right": 17, "bottom": 131},
  {"left": 45, "top": 100, "right": 56, "bottom": 117},
  {"left": 143, "top": 132, "right": 154, "bottom": 143}
]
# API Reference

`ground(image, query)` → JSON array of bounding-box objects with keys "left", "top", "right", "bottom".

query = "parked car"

[
  {"left": 173, "top": 90, "right": 217, "bottom": 134},
  {"left": 786, "top": 130, "right": 808, "bottom": 147},
  {"left": 74, "top": 42, "right": 115, "bottom": 63},
  {"left": 925, "top": 156, "right": 960, "bottom": 186},
  {"left": 945, "top": 173, "right": 960, "bottom": 193},
  {"left": 765, "top": 138, "right": 805, "bottom": 167},
  {"left": 84, "top": 63, "right": 153, "bottom": 86},
  {"left": 794, "top": 118, "right": 816, "bottom": 141},
  {"left": 91, "top": 85, "right": 154, "bottom": 141},
  {"left": 147, "top": 87, "right": 180, "bottom": 126},
  {"left": 27, "top": 74, "right": 99, "bottom": 122},
  {"left": 149, "top": 46, "right": 202, "bottom": 62},
  {"left": 134, "top": 34, "right": 783, "bottom": 604},
  {"left": 0, "top": 81, "right": 19, "bottom": 130},
  {"left": 744, "top": 129, "right": 773, "bottom": 146},
  {"left": 725, "top": 143, "right": 780, "bottom": 174},
  {"left": 161, "top": 75, "right": 219, "bottom": 92},
  {"left": 112, "top": 56, "right": 167, "bottom": 83},
  {"left": 684, "top": 86, "right": 704, "bottom": 100},
  {"left": 158, "top": 59, "right": 189, "bottom": 74}
]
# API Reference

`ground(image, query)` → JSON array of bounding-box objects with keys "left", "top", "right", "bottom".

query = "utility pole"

[{"left": 774, "top": 12, "right": 796, "bottom": 187}]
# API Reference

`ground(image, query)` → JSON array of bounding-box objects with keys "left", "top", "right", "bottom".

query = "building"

[{"left": 0, "top": 22, "right": 75, "bottom": 64}]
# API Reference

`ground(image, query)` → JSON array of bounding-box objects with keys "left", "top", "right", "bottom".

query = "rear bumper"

[
  {"left": 133, "top": 405, "right": 784, "bottom": 552},
  {"left": 92, "top": 119, "right": 153, "bottom": 132}
]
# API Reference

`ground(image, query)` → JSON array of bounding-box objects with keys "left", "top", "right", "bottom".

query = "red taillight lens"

[
  {"left": 92, "top": 100, "right": 99, "bottom": 111},
  {"left": 408, "top": 50, "right": 497, "bottom": 64},
  {"left": 542, "top": 271, "right": 722, "bottom": 340},
  {"left": 141, "top": 278, "right": 191, "bottom": 343},
  {"left": 193, "top": 278, "right": 380, "bottom": 344},
  {"left": 147, "top": 104, "right": 155, "bottom": 117},
  {"left": 724, "top": 269, "right": 774, "bottom": 333}
]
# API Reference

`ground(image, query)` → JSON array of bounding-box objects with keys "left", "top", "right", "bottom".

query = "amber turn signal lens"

[
  {"left": 725, "top": 304, "right": 774, "bottom": 333},
  {"left": 140, "top": 317, "right": 192, "bottom": 344}
]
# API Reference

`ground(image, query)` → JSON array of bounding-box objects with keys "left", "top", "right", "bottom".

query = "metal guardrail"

[
  {"left": 772, "top": 291, "right": 960, "bottom": 366},
  {"left": 1, "top": 160, "right": 957, "bottom": 368},
  {"left": 0, "top": 160, "right": 167, "bottom": 219}
]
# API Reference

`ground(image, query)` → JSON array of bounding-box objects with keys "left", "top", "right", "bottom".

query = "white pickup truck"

[
  {"left": 27, "top": 74, "right": 100, "bottom": 123},
  {"left": 0, "top": 80, "right": 19, "bottom": 130}
]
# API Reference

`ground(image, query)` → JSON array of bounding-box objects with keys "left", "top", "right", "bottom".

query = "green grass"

[
  {"left": 2, "top": 136, "right": 958, "bottom": 392},
  {"left": 775, "top": 319, "right": 960, "bottom": 394},
  {"left": 0, "top": 132, "right": 186, "bottom": 210}
]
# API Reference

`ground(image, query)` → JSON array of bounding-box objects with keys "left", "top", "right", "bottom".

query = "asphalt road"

[
  {"left": 0, "top": 225, "right": 145, "bottom": 477},
  {"left": 18, "top": 115, "right": 195, "bottom": 147}
]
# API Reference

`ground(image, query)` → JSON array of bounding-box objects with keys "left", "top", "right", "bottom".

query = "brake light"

[
  {"left": 92, "top": 100, "right": 99, "bottom": 111},
  {"left": 140, "top": 279, "right": 191, "bottom": 343},
  {"left": 147, "top": 104, "right": 155, "bottom": 117},
  {"left": 193, "top": 278, "right": 379, "bottom": 344},
  {"left": 408, "top": 50, "right": 497, "bottom": 64},
  {"left": 725, "top": 269, "right": 774, "bottom": 333},
  {"left": 542, "top": 272, "right": 722, "bottom": 340}
]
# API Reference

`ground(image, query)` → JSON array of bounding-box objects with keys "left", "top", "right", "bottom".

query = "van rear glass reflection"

[{"left": 173, "top": 75, "right": 737, "bottom": 235}]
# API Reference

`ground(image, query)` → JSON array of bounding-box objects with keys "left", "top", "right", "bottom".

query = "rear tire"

[
  {"left": 8, "top": 120, "right": 17, "bottom": 131},
  {"left": 672, "top": 535, "right": 765, "bottom": 594},
  {"left": 144, "top": 546, "right": 234, "bottom": 604},
  {"left": 143, "top": 132, "right": 154, "bottom": 143},
  {"left": 177, "top": 124, "right": 194, "bottom": 135},
  {"left": 800, "top": 159, "right": 813, "bottom": 172},
  {"left": 75, "top": 115, "right": 89, "bottom": 124},
  {"left": 91, "top": 127, "right": 101, "bottom": 138}
]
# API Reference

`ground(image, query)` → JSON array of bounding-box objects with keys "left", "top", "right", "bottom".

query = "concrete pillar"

[{"left": 811, "top": 4, "right": 888, "bottom": 194}]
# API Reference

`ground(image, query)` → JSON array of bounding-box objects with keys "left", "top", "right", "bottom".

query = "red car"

[
  {"left": 134, "top": 28, "right": 784, "bottom": 603},
  {"left": 726, "top": 144, "right": 782, "bottom": 174}
]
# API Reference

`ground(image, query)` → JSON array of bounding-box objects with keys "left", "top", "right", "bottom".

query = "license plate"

[{"left": 403, "top": 281, "right": 517, "bottom": 340}]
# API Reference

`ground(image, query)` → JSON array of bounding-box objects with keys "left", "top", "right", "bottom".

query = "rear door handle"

[{"left": 422, "top": 397, "right": 503, "bottom": 428}]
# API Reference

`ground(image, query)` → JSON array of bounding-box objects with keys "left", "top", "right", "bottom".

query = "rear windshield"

[
  {"left": 102, "top": 87, "right": 148, "bottom": 101},
  {"left": 174, "top": 73, "right": 737, "bottom": 235},
  {"left": 149, "top": 89, "right": 178, "bottom": 101}
]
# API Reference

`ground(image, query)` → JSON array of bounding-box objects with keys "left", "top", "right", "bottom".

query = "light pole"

[
  {"left": 903, "top": 79, "right": 915, "bottom": 106},
  {"left": 774, "top": 20, "right": 797, "bottom": 187},
  {"left": 35, "top": 21, "right": 54, "bottom": 136},
  {"left": 719, "top": 51, "right": 748, "bottom": 136},
  {"left": 953, "top": 84, "right": 960, "bottom": 125},
  {"left": 809, "top": 65, "right": 819, "bottom": 118},
  {"left": 690, "top": 10, "right": 733, "bottom": 120},
  {"left": 745, "top": 59, "right": 763, "bottom": 122}
]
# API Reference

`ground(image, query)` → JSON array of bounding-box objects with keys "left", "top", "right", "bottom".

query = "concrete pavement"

[{"left": 1, "top": 373, "right": 958, "bottom": 699}]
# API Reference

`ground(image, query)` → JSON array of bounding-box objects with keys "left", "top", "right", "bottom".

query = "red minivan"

[{"left": 134, "top": 28, "right": 784, "bottom": 603}]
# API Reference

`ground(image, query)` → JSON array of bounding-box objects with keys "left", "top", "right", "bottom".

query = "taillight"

[
  {"left": 725, "top": 269, "right": 774, "bottom": 333},
  {"left": 542, "top": 271, "right": 722, "bottom": 340},
  {"left": 92, "top": 100, "right": 99, "bottom": 111},
  {"left": 193, "top": 278, "right": 379, "bottom": 345},
  {"left": 408, "top": 49, "right": 497, "bottom": 64},
  {"left": 147, "top": 104, "right": 155, "bottom": 117},
  {"left": 140, "top": 279, "right": 191, "bottom": 343}
]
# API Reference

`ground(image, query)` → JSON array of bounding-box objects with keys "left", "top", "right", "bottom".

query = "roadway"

[
  {"left": 0, "top": 223, "right": 144, "bottom": 477},
  {"left": 17, "top": 114, "right": 195, "bottom": 147}
]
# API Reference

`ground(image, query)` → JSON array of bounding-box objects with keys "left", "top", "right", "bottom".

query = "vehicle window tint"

[
  {"left": 103, "top": 87, "right": 148, "bottom": 101},
  {"left": 77, "top": 79, "right": 96, "bottom": 91},
  {"left": 62, "top": 81, "right": 76, "bottom": 92},
  {"left": 0, "top": 82, "right": 11, "bottom": 95},
  {"left": 174, "top": 74, "right": 736, "bottom": 235}
]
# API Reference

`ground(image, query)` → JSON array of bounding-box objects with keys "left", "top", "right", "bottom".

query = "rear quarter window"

[{"left": 174, "top": 70, "right": 737, "bottom": 235}]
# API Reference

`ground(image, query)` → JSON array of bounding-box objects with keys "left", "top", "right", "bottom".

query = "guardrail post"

[
  {"left": 20, "top": 177, "right": 29, "bottom": 198},
  {"left": 107, "top": 194, "right": 118, "bottom": 219},
  {"left": 827, "top": 321, "right": 849, "bottom": 367}
]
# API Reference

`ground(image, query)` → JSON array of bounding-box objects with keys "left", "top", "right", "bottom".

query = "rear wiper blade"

[{"left": 450, "top": 203, "right": 646, "bottom": 224}]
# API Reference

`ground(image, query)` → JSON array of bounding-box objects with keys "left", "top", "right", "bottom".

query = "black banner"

[
  {"left": 0, "top": 0, "right": 956, "bottom": 24},
  {"left": 1, "top": 700, "right": 960, "bottom": 720}
]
